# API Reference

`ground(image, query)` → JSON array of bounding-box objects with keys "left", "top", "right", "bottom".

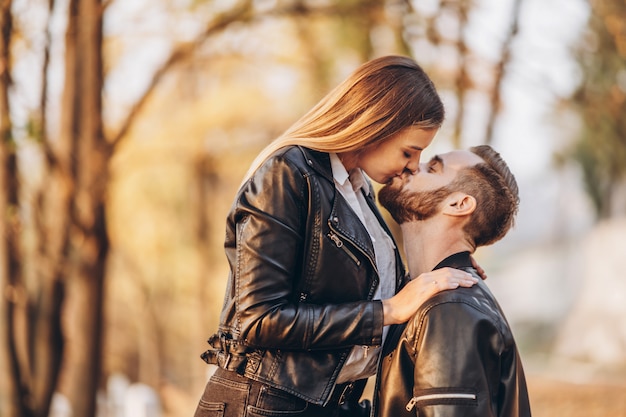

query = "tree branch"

[
  {"left": 108, "top": 0, "right": 382, "bottom": 150},
  {"left": 108, "top": 0, "right": 255, "bottom": 148}
]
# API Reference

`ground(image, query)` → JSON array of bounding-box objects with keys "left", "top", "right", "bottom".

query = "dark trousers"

[{"left": 193, "top": 367, "right": 348, "bottom": 417}]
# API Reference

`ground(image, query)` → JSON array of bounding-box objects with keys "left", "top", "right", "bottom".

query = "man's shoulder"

[
  {"left": 412, "top": 281, "right": 514, "bottom": 338},
  {"left": 421, "top": 282, "right": 503, "bottom": 322}
]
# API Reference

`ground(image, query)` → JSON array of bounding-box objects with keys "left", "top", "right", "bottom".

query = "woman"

[{"left": 194, "top": 55, "right": 478, "bottom": 417}]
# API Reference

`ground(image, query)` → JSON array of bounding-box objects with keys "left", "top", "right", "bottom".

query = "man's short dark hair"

[{"left": 452, "top": 145, "right": 520, "bottom": 247}]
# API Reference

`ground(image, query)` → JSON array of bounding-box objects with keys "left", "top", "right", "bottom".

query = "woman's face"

[{"left": 353, "top": 126, "right": 437, "bottom": 185}]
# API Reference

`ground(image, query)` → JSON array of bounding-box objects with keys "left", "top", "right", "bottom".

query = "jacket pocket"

[{"left": 405, "top": 387, "right": 477, "bottom": 412}]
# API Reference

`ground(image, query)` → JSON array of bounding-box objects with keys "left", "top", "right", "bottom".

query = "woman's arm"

[{"left": 233, "top": 153, "right": 383, "bottom": 350}]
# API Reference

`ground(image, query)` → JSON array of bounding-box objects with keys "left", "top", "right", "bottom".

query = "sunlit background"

[{"left": 1, "top": 0, "right": 625, "bottom": 416}]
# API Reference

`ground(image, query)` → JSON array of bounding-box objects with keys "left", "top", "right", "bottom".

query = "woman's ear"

[{"left": 443, "top": 192, "right": 476, "bottom": 217}]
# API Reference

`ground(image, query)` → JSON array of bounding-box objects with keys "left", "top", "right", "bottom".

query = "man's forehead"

[{"left": 437, "top": 150, "right": 484, "bottom": 168}]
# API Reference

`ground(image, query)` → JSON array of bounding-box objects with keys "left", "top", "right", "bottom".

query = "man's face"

[{"left": 378, "top": 150, "right": 484, "bottom": 224}]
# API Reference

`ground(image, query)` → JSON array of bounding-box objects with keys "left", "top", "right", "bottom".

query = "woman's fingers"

[
  {"left": 470, "top": 255, "right": 488, "bottom": 280},
  {"left": 419, "top": 267, "right": 478, "bottom": 290},
  {"left": 382, "top": 268, "right": 478, "bottom": 325}
]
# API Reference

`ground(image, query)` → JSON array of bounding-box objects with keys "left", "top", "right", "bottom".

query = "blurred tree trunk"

[
  {"left": 57, "top": 1, "right": 109, "bottom": 417},
  {"left": 29, "top": 0, "right": 66, "bottom": 415},
  {"left": 452, "top": 0, "right": 470, "bottom": 149},
  {"left": 566, "top": 0, "right": 626, "bottom": 219},
  {"left": 485, "top": 0, "right": 523, "bottom": 145},
  {"left": 412, "top": 1, "right": 470, "bottom": 149},
  {"left": 1, "top": 2, "right": 21, "bottom": 416},
  {"left": 2, "top": 0, "right": 67, "bottom": 414}
]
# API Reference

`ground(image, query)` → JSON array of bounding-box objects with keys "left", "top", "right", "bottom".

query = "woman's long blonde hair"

[{"left": 243, "top": 55, "right": 445, "bottom": 181}]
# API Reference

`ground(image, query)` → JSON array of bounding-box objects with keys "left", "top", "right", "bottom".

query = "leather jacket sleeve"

[
  {"left": 404, "top": 297, "right": 529, "bottom": 417},
  {"left": 228, "top": 151, "right": 384, "bottom": 351}
]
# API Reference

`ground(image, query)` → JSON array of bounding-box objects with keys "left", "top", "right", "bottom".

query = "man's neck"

[{"left": 400, "top": 220, "right": 473, "bottom": 278}]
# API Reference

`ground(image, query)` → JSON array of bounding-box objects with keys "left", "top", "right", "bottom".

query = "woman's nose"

[{"left": 406, "top": 159, "right": 419, "bottom": 174}]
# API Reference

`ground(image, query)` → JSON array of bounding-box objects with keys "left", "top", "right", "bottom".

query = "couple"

[{"left": 194, "top": 55, "right": 531, "bottom": 417}]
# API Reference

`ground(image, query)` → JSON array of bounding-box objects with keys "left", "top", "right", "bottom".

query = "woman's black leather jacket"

[{"left": 201, "top": 145, "right": 405, "bottom": 406}]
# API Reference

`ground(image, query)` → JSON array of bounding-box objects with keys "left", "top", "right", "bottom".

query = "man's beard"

[{"left": 379, "top": 182, "right": 450, "bottom": 224}]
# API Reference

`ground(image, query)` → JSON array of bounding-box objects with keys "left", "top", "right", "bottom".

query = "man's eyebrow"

[
  {"left": 429, "top": 155, "right": 443, "bottom": 168},
  {"left": 410, "top": 145, "right": 424, "bottom": 151}
]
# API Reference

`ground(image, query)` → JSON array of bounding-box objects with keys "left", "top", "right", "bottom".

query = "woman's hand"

[
  {"left": 470, "top": 255, "right": 487, "bottom": 280},
  {"left": 382, "top": 267, "right": 478, "bottom": 325}
]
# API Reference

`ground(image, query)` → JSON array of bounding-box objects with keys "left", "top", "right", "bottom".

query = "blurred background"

[{"left": 1, "top": 0, "right": 625, "bottom": 416}]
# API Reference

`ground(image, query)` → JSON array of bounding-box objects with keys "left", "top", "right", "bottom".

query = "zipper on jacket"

[
  {"left": 327, "top": 231, "right": 361, "bottom": 266},
  {"left": 328, "top": 222, "right": 381, "bottom": 300},
  {"left": 405, "top": 392, "right": 477, "bottom": 412}
]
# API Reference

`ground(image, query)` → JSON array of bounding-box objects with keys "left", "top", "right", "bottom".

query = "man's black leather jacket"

[
  {"left": 373, "top": 252, "right": 531, "bottom": 417},
  {"left": 201, "top": 146, "right": 405, "bottom": 406}
]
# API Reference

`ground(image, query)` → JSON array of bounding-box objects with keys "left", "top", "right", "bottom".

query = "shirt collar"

[
  {"left": 330, "top": 153, "right": 350, "bottom": 187},
  {"left": 330, "top": 153, "right": 370, "bottom": 194}
]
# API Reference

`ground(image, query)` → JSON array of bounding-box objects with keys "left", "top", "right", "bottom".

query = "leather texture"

[
  {"left": 202, "top": 145, "right": 406, "bottom": 406},
  {"left": 373, "top": 264, "right": 531, "bottom": 417}
]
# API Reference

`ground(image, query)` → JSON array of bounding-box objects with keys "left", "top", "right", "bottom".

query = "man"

[{"left": 373, "top": 145, "right": 531, "bottom": 417}]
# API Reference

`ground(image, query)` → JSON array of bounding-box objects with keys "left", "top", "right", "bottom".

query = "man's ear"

[{"left": 442, "top": 192, "right": 476, "bottom": 217}]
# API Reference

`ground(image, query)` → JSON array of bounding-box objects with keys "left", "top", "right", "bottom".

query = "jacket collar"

[
  {"left": 297, "top": 146, "right": 334, "bottom": 183},
  {"left": 432, "top": 251, "right": 473, "bottom": 271},
  {"left": 381, "top": 251, "right": 475, "bottom": 358}
]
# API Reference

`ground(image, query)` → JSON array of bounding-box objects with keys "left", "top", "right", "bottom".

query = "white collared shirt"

[{"left": 330, "top": 153, "right": 396, "bottom": 383}]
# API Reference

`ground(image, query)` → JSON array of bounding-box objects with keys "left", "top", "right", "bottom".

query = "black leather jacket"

[
  {"left": 201, "top": 145, "right": 405, "bottom": 406},
  {"left": 373, "top": 252, "right": 531, "bottom": 417}
]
